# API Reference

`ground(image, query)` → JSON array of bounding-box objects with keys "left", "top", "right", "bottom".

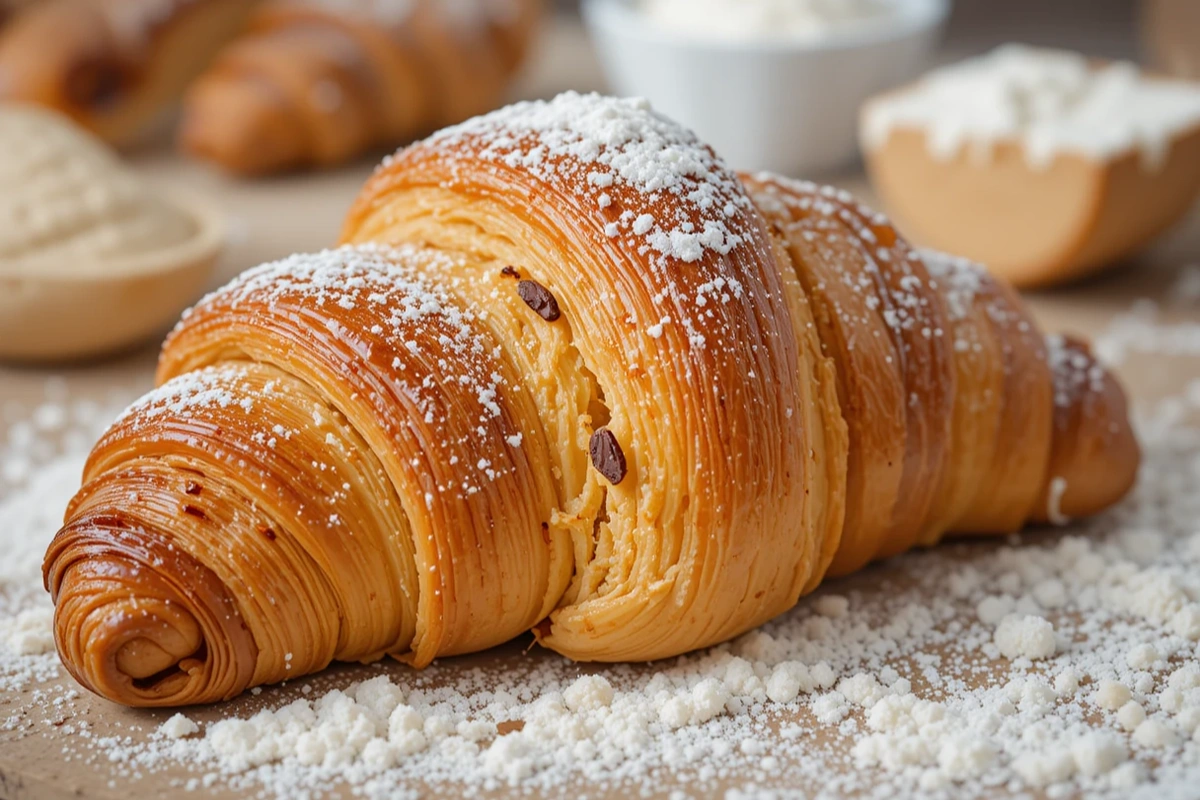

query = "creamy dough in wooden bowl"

[{"left": 0, "top": 105, "right": 223, "bottom": 361}]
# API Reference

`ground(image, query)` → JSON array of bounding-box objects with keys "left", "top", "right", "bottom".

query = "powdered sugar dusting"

[
  {"left": 411, "top": 92, "right": 755, "bottom": 266},
  {"left": 120, "top": 365, "right": 254, "bottom": 424},
  {"left": 172, "top": 244, "right": 523, "bottom": 490},
  {"left": 1047, "top": 333, "right": 1107, "bottom": 408},
  {"left": 749, "top": 174, "right": 948, "bottom": 352},
  {"left": 921, "top": 249, "right": 987, "bottom": 322}
]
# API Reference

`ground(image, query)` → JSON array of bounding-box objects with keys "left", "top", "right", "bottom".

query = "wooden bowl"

[
  {"left": 863, "top": 98, "right": 1200, "bottom": 288},
  {"left": 0, "top": 190, "right": 224, "bottom": 362}
]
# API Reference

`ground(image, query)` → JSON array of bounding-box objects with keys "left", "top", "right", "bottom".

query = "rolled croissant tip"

[
  {"left": 45, "top": 516, "right": 258, "bottom": 707},
  {"left": 57, "top": 575, "right": 204, "bottom": 703}
]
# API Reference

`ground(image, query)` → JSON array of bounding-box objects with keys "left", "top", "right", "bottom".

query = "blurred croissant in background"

[
  {"left": 0, "top": 0, "right": 542, "bottom": 171},
  {"left": 0, "top": 0, "right": 257, "bottom": 146},
  {"left": 0, "top": 0, "right": 39, "bottom": 26},
  {"left": 180, "top": 0, "right": 543, "bottom": 174}
]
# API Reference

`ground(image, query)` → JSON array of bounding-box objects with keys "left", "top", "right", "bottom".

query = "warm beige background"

[{"left": 1, "top": 6, "right": 1198, "bottom": 800}]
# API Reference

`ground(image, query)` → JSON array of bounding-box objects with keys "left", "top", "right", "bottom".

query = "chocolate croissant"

[
  {"left": 44, "top": 94, "right": 1139, "bottom": 707},
  {"left": 0, "top": 0, "right": 257, "bottom": 146},
  {"left": 178, "top": 0, "right": 542, "bottom": 175}
]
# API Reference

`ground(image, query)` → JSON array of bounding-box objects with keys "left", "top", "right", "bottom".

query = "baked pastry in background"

[
  {"left": 0, "top": 0, "right": 257, "bottom": 146},
  {"left": 44, "top": 93, "right": 1138, "bottom": 708},
  {"left": 179, "top": 0, "right": 542, "bottom": 175},
  {"left": 0, "top": 0, "right": 40, "bottom": 27},
  {"left": 861, "top": 45, "right": 1200, "bottom": 288},
  {"left": 0, "top": 105, "right": 223, "bottom": 361}
]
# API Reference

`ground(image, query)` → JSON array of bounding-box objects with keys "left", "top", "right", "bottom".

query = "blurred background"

[{"left": 0, "top": 0, "right": 1198, "bottom": 486}]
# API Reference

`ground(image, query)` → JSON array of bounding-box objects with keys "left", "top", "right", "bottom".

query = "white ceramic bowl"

[{"left": 582, "top": 0, "right": 949, "bottom": 174}]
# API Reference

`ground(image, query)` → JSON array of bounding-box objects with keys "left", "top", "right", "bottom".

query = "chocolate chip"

[
  {"left": 89, "top": 514, "right": 127, "bottom": 530},
  {"left": 257, "top": 524, "right": 277, "bottom": 542},
  {"left": 182, "top": 504, "right": 207, "bottom": 521},
  {"left": 589, "top": 428, "right": 627, "bottom": 485},
  {"left": 501, "top": 266, "right": 521, "bottom": 279},
  {"left": 517, "top": 280, "right": 561, "bottom": 322},
  {"left": 185, "top": 481, "right": 202, "bottom": 496}
]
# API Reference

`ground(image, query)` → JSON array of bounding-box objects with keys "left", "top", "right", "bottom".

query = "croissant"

[
  {"left": 44, "top": 93, "right": 1140, "bottom": 707},
  {"left": 0, "top": 0, "right": 257, "bottom": 146},
  {"left": 0, "top": 0, "right": 40, "bottom": 27},
  {"left": 178, "top": 0, "right": 542, "bottom": 175}
]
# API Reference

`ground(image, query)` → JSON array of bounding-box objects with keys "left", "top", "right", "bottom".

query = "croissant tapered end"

[
  {"left": 0, "top": 3, "right": 110, "bottom": 119},
  {"left": 1033, "top": 335, "right": 1140, "bottom": 525},
  {"left": 44, "top": 512, "right": 257, "bottom": 707},
  {"left": 179, "top": 71, "right": 310, "bottom": 175}
]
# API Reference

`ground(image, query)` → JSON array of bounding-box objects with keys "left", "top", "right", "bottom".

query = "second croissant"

[
  {"left": 180, "top": 0, "right": 543, "bottom": 174},
  {"left": 43, "top": 93, "right": 1139, "bottom": 708}
]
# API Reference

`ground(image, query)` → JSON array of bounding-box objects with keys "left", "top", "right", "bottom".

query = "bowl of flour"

[{"left": 583, "top": 0, "right": 949, "bottom": 174}]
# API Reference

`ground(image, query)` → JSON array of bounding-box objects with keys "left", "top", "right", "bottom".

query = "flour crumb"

[
  {"left": 562, "top": 674, "right": 615, "bottom": 711},
  {"left": 4, "top": 607, "right": 54, "bottom": 655},
  {"left": 1094, "top": 680, "right": 1133, "bottom": 711},
  {"left": 1117, "top": 701, "right": 1147, "bottom": 731},
  {"left": 1132, "top": 719, "right": 1180, "bottom": 749},
  {"left": 994, "top": 614, "right": 1056, "bottom": 660},
  {"left": 160, "top": 714, "right": 199, "bottom": 740},
  {"left": 813, "top": 594, "right": 849, "bottom": 618}
]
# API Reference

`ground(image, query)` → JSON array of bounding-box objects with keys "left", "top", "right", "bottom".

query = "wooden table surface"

[{"left": 2, "top": 10, "right": 1199, "bottom": 800}]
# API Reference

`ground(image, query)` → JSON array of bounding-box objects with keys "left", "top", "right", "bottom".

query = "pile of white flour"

[{"left": 2, "top": 274, "right": 1200, "bottom": 799}]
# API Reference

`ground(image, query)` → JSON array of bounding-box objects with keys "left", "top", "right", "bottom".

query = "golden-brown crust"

[
  {"left": 744, "top": 175, "right": 1135, "bottom": 561},
  {"left": 158, "top": 248, "right": 571, "bottom": 667},
  {"left": 87, "top": 363, "right": 420, "bottom": 662},
  {"left": 744, "top": 175, "right": 958, "bottom": 575},
  {"left": 44, "top": 94, "right": 1140, "bottom": 706},
  {"left": 1031, "top": 335, "right": 1140, "bottom": 524}
]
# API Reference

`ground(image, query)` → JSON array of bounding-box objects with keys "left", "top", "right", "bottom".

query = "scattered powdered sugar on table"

[
  {"left": 2, "top": 294, "right": 1200, "bottom": 798},
  {"left": 1095, "top": 299, "right": 1200, "bottom": 368},
  {"left": 0, "top": 458, "right": 81, "bottom": 619},
  {"left": 0, "top": 382, "right": 134, "bottom": 694}
]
